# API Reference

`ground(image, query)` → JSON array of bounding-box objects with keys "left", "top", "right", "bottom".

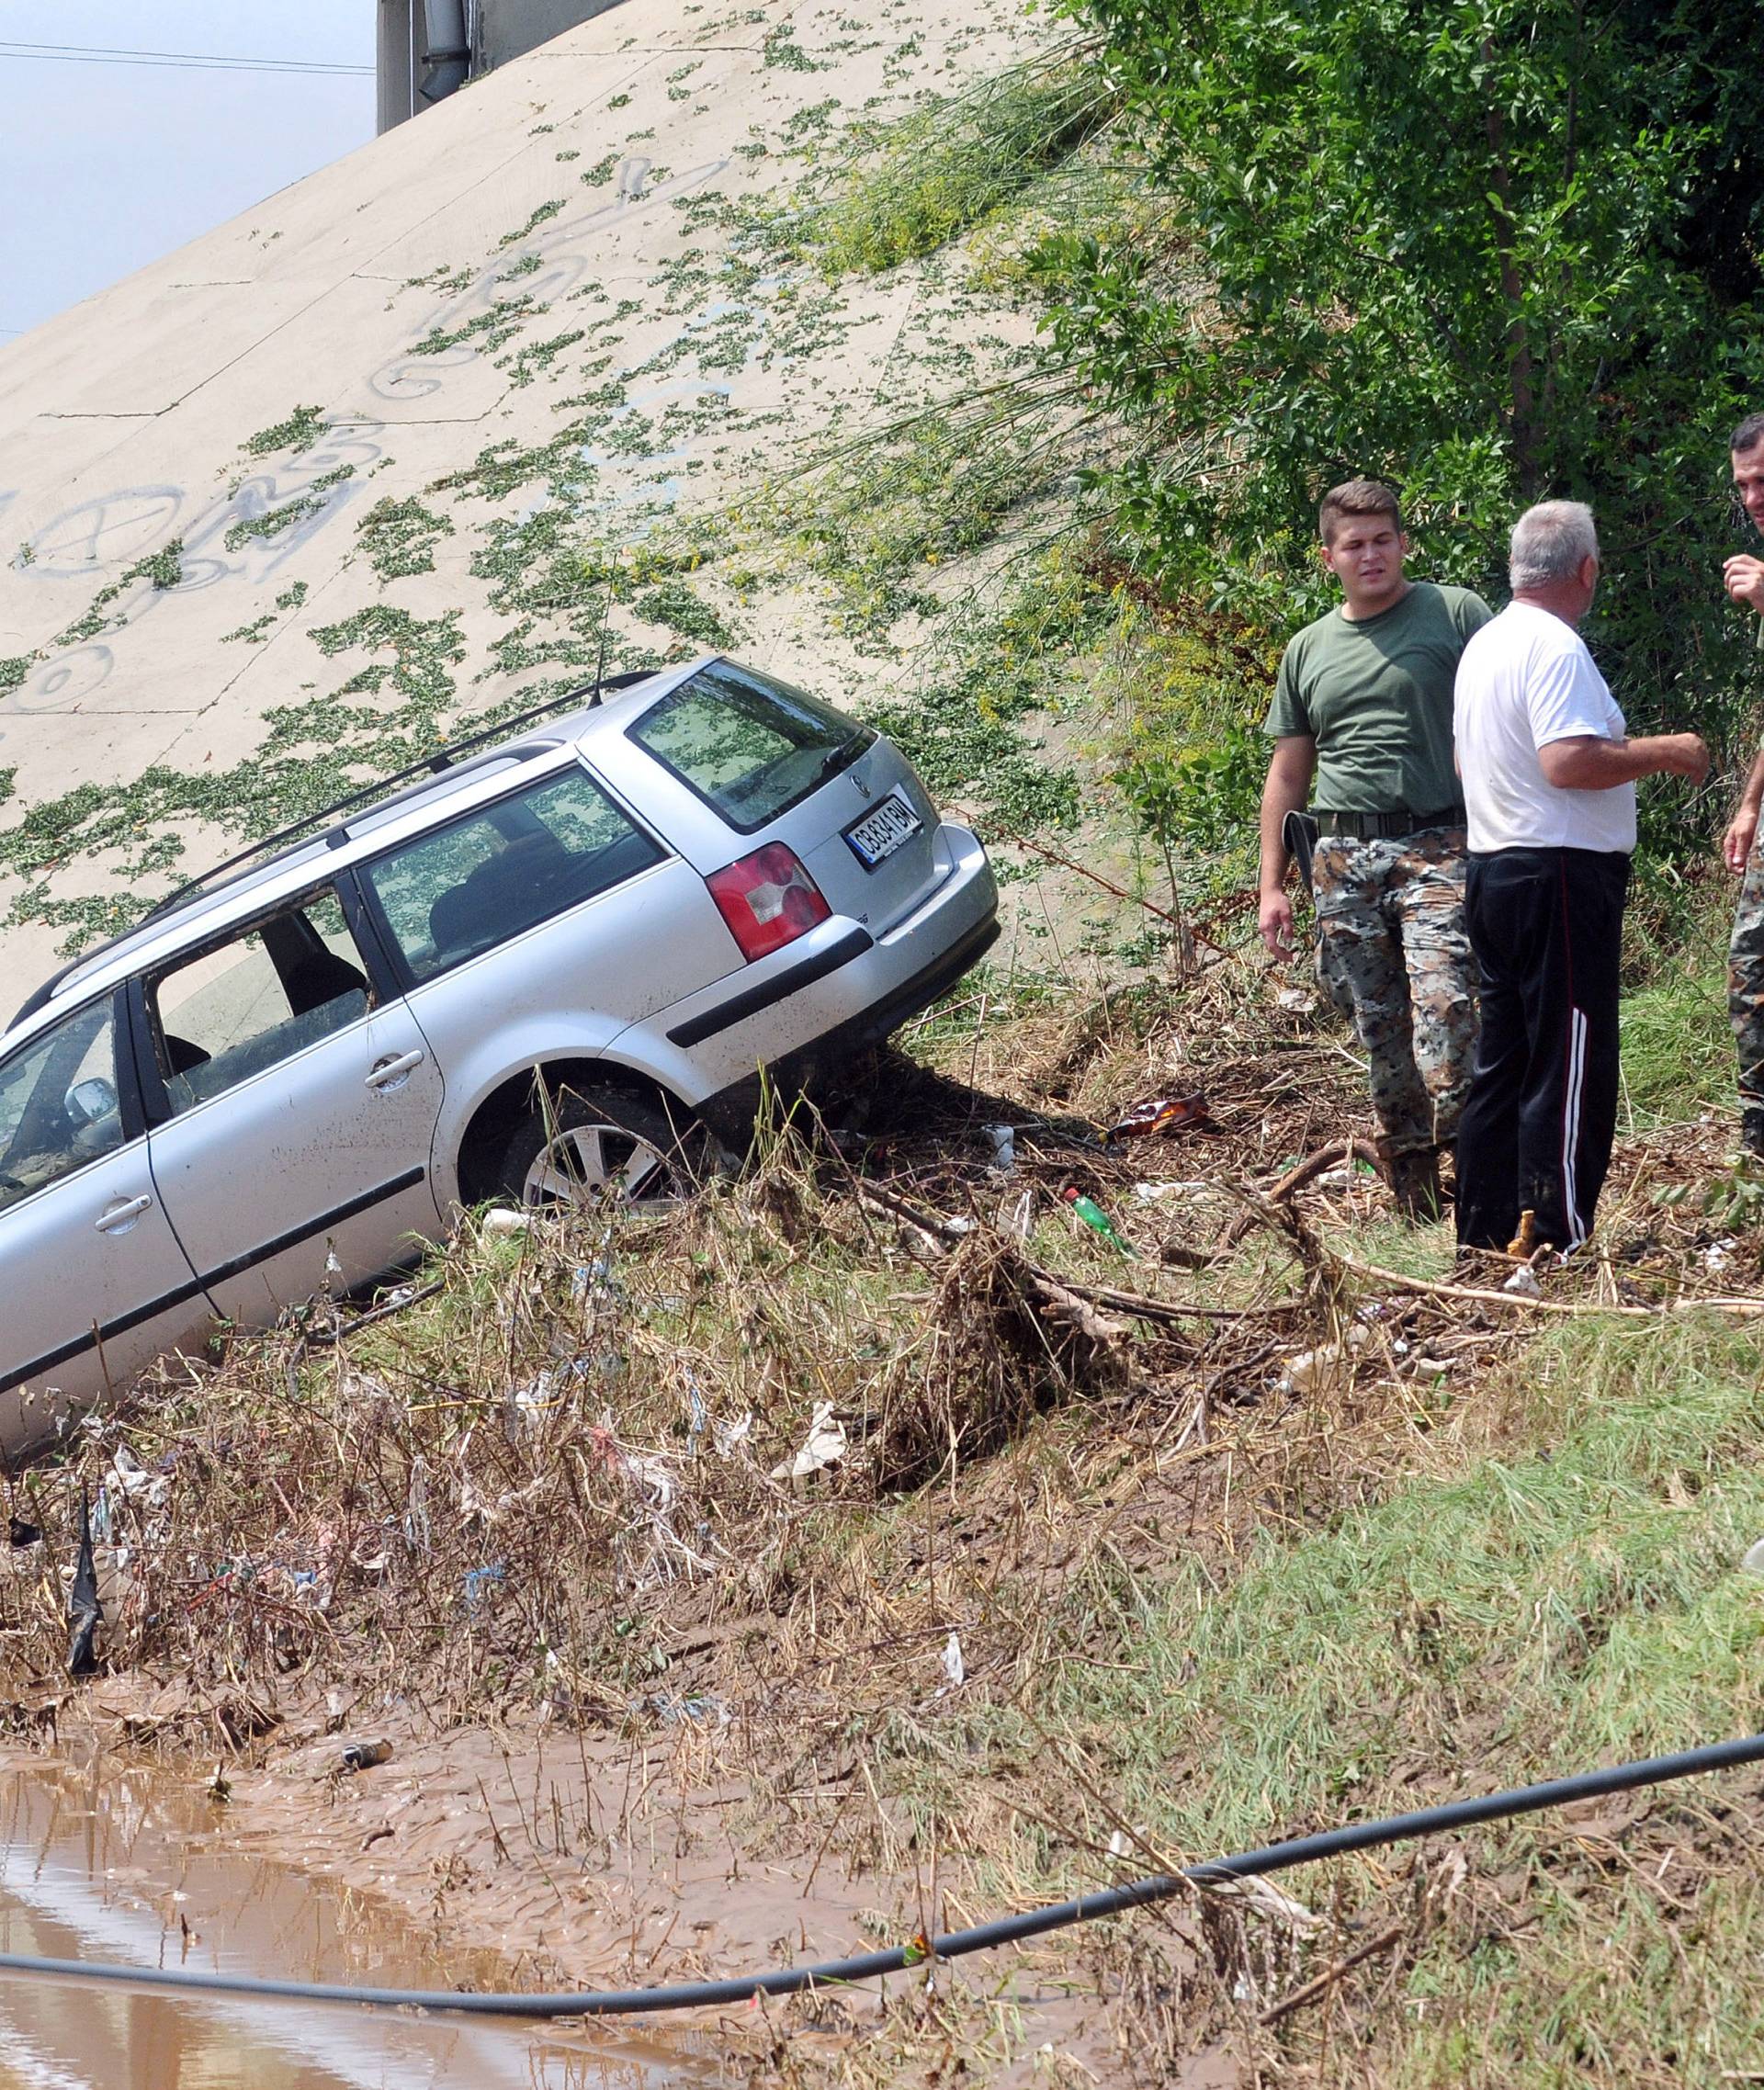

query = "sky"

[{"left": 0, "top": 3, "right": 377, "bottom": 341}]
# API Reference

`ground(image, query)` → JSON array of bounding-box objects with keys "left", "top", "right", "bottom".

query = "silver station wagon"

[{"left": 0, "top": 657, "right": 998, "bottom": 1456}]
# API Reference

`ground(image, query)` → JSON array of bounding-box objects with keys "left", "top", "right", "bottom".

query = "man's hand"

[
  {"left": 1257, "top": 734, "right": 1317, "bottom": 963},
  {"left": 1724, "top": 745, "right": 1764, "bottom": 873},
  {"left": 1259, "top": 889, "right": 1296, "bottom": 959},
  {"left": 1724, "top": 555, "right": 1764, "bottom": 614},
  {"left": 1657, "top": 732, "right": 1711, "bottom": 783}
]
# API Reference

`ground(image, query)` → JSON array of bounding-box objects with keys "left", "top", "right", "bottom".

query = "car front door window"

[{"left": 0, "top": 1000, "right": 124, "bottom": 1214}]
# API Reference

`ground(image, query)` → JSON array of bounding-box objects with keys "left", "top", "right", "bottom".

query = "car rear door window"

[
  {"left": 361, "top": 766, "right": 665, "bottom": 983},
  {"left": 148, "top": 888, "right": 374, "bottom": 1114},
  {"left": 626, "top": 661, "right": 872, "bottom": 833},
  {"left": 0, "top": 1000, "right": 125, "bottom": 1214}
]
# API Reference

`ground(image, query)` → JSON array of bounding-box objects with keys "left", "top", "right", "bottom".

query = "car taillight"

[{"left": 706, "top": 842, "right": 831, "bottom": 961}]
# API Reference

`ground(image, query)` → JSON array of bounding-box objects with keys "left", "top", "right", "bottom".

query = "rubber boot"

[
  {"left": 1743, "top": 1107, "right": 1764, "bottom": 1160},
  {"left": 1384, "top": 1145, "right": 1443, "bottom": 1223}
]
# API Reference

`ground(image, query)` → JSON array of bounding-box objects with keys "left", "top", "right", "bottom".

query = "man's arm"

[
  {"left": 1258, "top": 734, "right": 1317, "bottom": 958},
  {"left": 1724, "top": 741, "right": 1764, "bottom": 872},
  {"left": 1537, "top": 733, "right": 1710, "bottom": 790}
]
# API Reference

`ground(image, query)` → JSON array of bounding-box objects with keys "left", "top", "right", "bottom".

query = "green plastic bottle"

[{"left": 1062, "top": 1186, "right": 1136, "bottom": 1258}]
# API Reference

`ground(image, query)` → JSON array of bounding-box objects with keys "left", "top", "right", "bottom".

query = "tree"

[{"left": 1041, "top": 0, "right": 1764, "bottom": 806}]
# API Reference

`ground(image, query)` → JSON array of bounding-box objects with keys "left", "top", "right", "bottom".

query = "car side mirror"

[{"left": 64, "top": 1077, "right": 119, "bottom": 1129}]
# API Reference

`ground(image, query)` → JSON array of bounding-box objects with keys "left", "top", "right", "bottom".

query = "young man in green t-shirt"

[{"left": 1258, "top": 479, "right": 1492, "bottom": 1218}]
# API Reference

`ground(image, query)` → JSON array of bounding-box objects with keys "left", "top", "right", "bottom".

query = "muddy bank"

[{"left": 0, "top": 1742, "right": 718, "bottom": 2087}]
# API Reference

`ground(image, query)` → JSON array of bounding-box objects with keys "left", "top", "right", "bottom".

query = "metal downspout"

[{"left": 418, "top": 0, "right": 471, "bottom": 106}]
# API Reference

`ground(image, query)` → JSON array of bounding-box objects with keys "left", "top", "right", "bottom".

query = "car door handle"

[
  {"left": 96, "top": 1193, "right": 153, "bottom": 1234},
  {"left": 366, "top": 1049, "right": 425, "bottom": 1090}
]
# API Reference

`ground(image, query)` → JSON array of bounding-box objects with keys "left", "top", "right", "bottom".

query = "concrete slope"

[{"left": 0, "top": 0, "right": 1041, "bottom": 996}]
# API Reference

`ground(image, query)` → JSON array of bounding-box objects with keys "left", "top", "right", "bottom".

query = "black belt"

[{"left": 1315, "top": 805, "right": 1464, "bottom": 841}]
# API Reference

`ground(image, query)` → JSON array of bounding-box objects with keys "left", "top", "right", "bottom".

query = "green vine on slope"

[
  {"left": 240, "top": 404, "right": 329, "bottom": 458},
  {"left": 356, "top": 496, "right": 456, "bottom": 582}
]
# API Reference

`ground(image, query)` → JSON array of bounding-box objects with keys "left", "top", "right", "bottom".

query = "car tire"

[{"left": 491, "top": 1082, "right": 715, "bottom": 1213}]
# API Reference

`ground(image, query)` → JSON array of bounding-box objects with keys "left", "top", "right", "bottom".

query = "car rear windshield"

[
  {"left": 360, "top": 767, "right": 665, "bottom": 984},
  {"left": 626, "top": 661, "right": 873, "bottom": 835}
]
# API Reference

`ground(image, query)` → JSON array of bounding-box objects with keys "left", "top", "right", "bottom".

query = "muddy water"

[{"left": 0, "top": 1757, "right": 720, "bottom": 2088}]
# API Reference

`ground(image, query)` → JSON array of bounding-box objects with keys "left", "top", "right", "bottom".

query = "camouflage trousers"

[
  {"left": 1730, "top": 831, "right": 1764, "bottom": 1104},
  {"left": 1310, "top": 824, "right": 1480, "bottom": 1156}
]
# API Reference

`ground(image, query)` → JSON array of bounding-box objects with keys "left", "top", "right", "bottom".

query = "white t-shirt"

[{"left": 1453, "top": 602, "right": 1635, "bottom": 853}]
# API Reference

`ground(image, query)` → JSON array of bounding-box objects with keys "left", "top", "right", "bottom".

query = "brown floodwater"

[{"left": 0, "top": 1754, "right": 721, "bottom": 2089}]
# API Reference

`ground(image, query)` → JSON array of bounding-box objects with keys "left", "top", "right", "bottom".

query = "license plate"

[{"left": 844, "top": 789, "right": 922, "bottom": 867}]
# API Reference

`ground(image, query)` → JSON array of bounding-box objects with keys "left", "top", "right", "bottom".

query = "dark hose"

[{"left": 4, "top": 1731, "right": 1761, "bottom": 2018}]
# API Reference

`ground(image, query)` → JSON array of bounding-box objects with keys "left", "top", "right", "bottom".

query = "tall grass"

[{"left": 1028, "top": 1316, "right": 1764, "bottom": 1858}]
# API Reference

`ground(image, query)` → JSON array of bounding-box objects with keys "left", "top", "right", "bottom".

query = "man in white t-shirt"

[{"left": 1453, "top": 501, "right": 1708, "bottom": 1253}]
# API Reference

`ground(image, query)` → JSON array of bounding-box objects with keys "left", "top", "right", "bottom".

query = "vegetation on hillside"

[{"left": 1038, "top": 0, "right": 1764, "bottom": 834}]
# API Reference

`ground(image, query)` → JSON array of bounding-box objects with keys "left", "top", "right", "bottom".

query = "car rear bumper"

[
  {"left": 605, "top": 821, "right": 997, "bottom": 1114},
  {"left": 693, "top": 904, "right": 1000, "bottom": 1144}
]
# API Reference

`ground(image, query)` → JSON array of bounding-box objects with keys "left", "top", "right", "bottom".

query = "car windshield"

[{"left": 626, "top": 661, "right": 871, "bottom": 834}]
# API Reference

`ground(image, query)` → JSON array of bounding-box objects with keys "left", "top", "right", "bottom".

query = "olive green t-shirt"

[{"left": 1262, "top": 581, "right": 1494, "bottom": 813}]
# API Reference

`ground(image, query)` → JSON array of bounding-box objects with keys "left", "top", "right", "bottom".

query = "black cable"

[
  {"left": 0, "top": 41, "right": 371, "bottom": 77},
  {"left": 1, "top": 1731, "right": 1760, "bottom": 2018}
]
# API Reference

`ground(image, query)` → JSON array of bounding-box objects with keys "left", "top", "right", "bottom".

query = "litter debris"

[
  {"left": 1061, "top": 1187, "right": 1136, "bottom": 1258},
  {"left": 1502, "top": 1264, "right": 1544, "bottom": 1299},
  {"left": 337, "top": 1737, "right": 393, "bottom": 1773},
  {"left": 649, "top": 1692, "right": 730, "bottom": 1728},
  {"left": 1742, "top": 1539, "right": 1764, "bottom": 1578},
  {"left": 1277, "top": 1327, "right": 1370, "bottom": 1395},
  {"left": 771, "top": 1402, "right": 847, "bottom": 1484},
  {"left": 462, "top": 1562, "right": 505, "bottom": 1615},
  {"left": 1103, "top": 1094, "right": 1207, "bottom": 1144},
  {"left": 107, "top": 1444, "right": 168, "bottom": 1509},
  {"left": 1005, "top": 1187, "right": 1035, "bottom": 1239},
  {"left": 713, "top": 1411, "right": 753, "bottom": 1458},
  {"left": 1704, "top": 1237, "right": 1738, "bottom": 1274},
  {"left": 684, "top": 1374, "right": 708, "bottom": 1452},
  {"left": 1276, "top": 986, "right": 1312, "bottom": 1013},
  {"left": 206, "top": 1765, "right": 232, "bottom": 1804},
  {"left": 66, "top": 1497, "right": 102, "bottom": 1680},
  {"left": 1130, "top": 1180, "right": 1212, "bottom": 1204},
  {"left": 7, "top": 1518, "right": 40, "bottom": 1549},
  {"left": 505, "top": 1373, "right": 565, "bottom": 1439},
  {"left": 482, "top": 1208, "right": 531, "bottom": 1238},
  {"left": 401, "top": 1452, "right": 432, "bottom": 1555},
  {"left": 941, "top": 1632, "right": 965, "bottom": 1689},
  {"left": 983, "top": 1124, "right": 1017, "bottom": 1175},
  {"left": 1508, "top": 1209, "right": 1539, "bottom": 1260},
  {"left": 571, "top": 1256, "right": 626, "bottom": 1305}
]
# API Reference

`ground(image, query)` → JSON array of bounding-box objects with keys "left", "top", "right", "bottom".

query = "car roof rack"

[
  {"left": 6, "top": 667, "right": 661, "bottom": 1034},
  {"left": 138, "top": 668, "right": 658, "bottom": 926}
]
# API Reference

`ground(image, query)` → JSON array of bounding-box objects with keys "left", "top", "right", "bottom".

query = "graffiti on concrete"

[
  {"left": 0, "top": 153, "right": 779, "bottom": 733},
  {"left": 2, "top": 428, "right": 382, "bottom": 719}
]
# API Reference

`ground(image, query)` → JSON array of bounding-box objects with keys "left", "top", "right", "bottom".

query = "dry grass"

[{"left": 6, "top": 949, "right": 1764, "bottom": 2084}]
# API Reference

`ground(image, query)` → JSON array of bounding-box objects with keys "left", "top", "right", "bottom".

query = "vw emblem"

[{"left": 852, "top": 772, "right": 873, "bottom": 800}]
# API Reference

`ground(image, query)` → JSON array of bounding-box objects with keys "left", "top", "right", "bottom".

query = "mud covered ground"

[{"left": 6, "top": 951, "right": 1764, "bottom": 2087}]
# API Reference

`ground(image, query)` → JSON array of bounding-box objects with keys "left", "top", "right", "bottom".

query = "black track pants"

[{"left": 1454, "top": 846, "right": 1629, "bottom": 1253}]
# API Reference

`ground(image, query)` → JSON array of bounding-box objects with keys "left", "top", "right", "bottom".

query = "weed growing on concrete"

[
  {"left": 356, "top": 495, "right": 457, "bottom": 582},
  {"left": 240, "top": 404, "right": 329, "bottom": 458},
  {"left": 498, "top": 199, "right": 566, "bottom": 249},
  {"left": 223, "top": 469, "right": 354, "bottom": 553}
]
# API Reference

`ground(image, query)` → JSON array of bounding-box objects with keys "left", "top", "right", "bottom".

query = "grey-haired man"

[{"left": 1453, "top": 502, "right": 1708, "bottom": 1253}]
